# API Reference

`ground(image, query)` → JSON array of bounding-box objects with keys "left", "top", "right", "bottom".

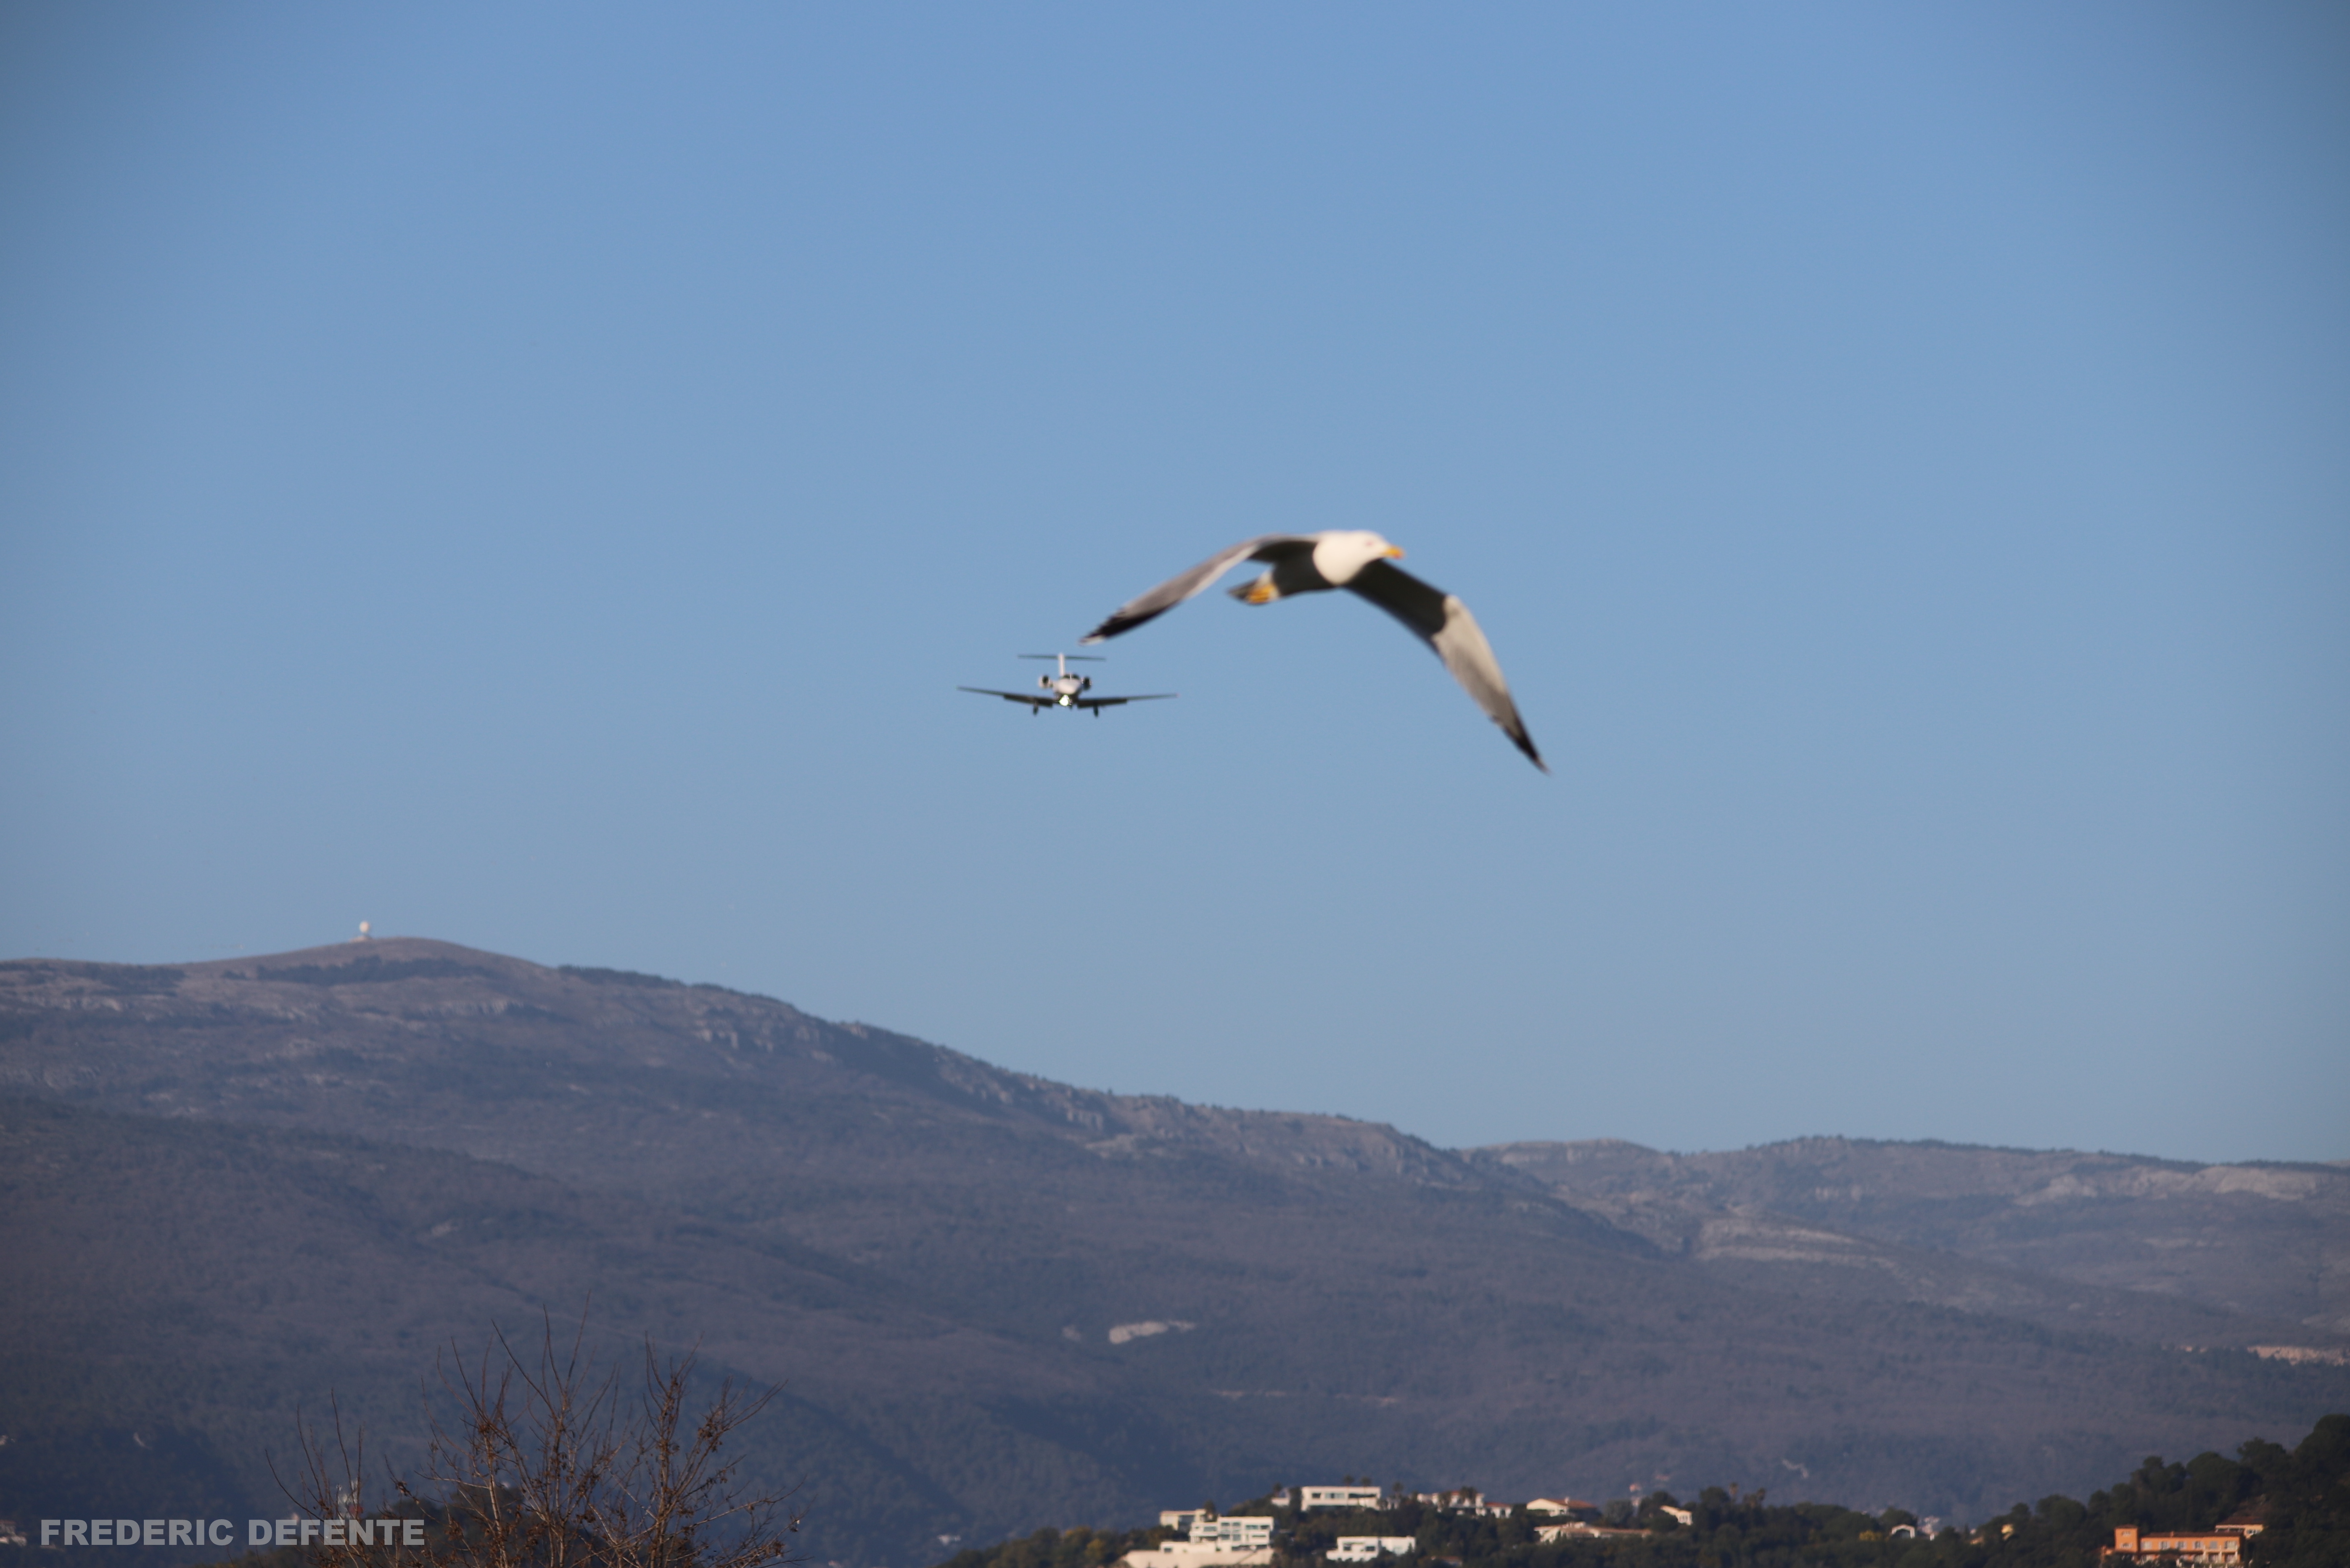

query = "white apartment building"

[
  {"left": 1192, "top": 1518, "right": 1274, "bottom": 1548},
  {"left": 1301, "top": 1487, "right": 1385, "bottom": 1511},
  {"left": 1119, "top": 1515, "right": 1275, "bottom": 1568},
  {"left": 1328, "top": 1539, "right": 1415, "bottom": 1562},
  {"left": 1121, "top": 1543, "right": 1269, "bottom": 1568},
  {"left": 1523, "top": 1500, "right": 1597, "bottom": 1519}
]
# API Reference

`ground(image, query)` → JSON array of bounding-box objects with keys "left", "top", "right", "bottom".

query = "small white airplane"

[{"left": 959, "top": 653, "right": 1176, "bottom": 718}]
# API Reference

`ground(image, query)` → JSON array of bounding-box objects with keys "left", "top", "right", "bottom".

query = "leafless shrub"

[{"left": 286, "top": 1314, "right": 799, "bottom": 1568}]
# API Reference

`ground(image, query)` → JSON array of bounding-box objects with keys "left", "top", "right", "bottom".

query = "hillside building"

[
  {"left": 1411, "top": 1490, "right": 1513, "bottom": 1518},
  {"left": 1302, "top": 1487, "right": 1385, "bottom": 1512},
  {"left": 1121, "top": 1514, "right": 1276, "bottom": 1568},
  {"left": 1122, "top": 1542, "right": 1270, "bottom": 1568},
  {"left": 1534, "top": 1523, "right": 1644, "bottom": 1544},
  {"left": 1523, "top": 1500, "right": 1598, "bottom": 1520},
  {"left": 1328, "top": 1538, "right": 1415, "bottom": 1561},
  {"left": 2104, "top": 1522, "right": 2263, "bottom": 1564}
]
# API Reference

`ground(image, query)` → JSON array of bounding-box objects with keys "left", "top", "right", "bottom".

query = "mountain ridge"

[{"left": 4, "top": 938, "right": 2345, "bottom": 1567}]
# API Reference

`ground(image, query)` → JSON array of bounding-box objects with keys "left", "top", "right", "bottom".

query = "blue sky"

[{"left": 4, "top": 4, "right": 2344, "bottom": 1164}]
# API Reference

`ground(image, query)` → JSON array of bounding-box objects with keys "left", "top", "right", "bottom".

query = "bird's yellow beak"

[{"left": 1383, "top": 545, "right": 1406, "bottom": 558}]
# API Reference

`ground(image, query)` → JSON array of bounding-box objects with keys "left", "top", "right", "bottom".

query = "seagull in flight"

[{"left": 1080, "top": 531, "right": 1545, "bottom": 771}]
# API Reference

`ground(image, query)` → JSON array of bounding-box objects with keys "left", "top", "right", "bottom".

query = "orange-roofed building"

[{"left": 2103, "top": 1519, "right": 2265, "bottom": 1564}]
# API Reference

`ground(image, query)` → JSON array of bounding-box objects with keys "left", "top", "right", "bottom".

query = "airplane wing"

[
  {"left": 958, "top": 686, "right": 1055, "bottom": 708},
  {"left": 1073, "top": 693, "right": 1177, "bottom": 709}
]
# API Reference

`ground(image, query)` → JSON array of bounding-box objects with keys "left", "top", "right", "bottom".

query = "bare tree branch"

[{"left": 285, "top": 1311, "right": 800, "bottom": 1568}]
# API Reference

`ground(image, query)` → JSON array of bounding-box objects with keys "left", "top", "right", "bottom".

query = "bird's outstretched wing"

[
  {"left": 1073, "top": 693, "right": 1177, "bottom": 708},
  {"left": 958, "top": 687, "right": 1055, "bottom": 708},
  {"left": 1345, "top": 560, "right": 1546, "bottom": 771},
  {"left": 1080, "top": 535, "right": 1319, "bottom": 642}
]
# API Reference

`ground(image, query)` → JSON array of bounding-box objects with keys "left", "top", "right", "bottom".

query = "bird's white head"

[{"left": 1312, "top": 530, "right": 1406, "bottom": 585}]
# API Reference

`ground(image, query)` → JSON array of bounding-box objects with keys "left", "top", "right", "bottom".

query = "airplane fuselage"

[{"left": 957, "top": 652, "right": 1173, "bottom": 717}]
